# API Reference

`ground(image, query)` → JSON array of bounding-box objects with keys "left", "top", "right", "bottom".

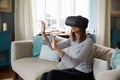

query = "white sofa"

[{"left": 11, "top": 37, "right": 120, "bottom": 80}]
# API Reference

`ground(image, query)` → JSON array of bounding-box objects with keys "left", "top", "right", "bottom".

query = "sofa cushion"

[
  {"left": 32, "top": 36, "right": 67, "bottom": 57},
  {"left": 93, "top": 44, "right": 114, "bottom": 62},
  {"left": 93, "top": 58, "right": 110, "bottom": 79},
  {"left": 12, "top": 58, "right": 57, "bottom": 80},
  {"left": 32, "top": 36, "right": 44, "bottom": 57},
  {"left": 39, "top": 44, "right": 60, "bottom": 62},
  {"left": 110, "top": 48, "right": 120, "bottom": 69}
]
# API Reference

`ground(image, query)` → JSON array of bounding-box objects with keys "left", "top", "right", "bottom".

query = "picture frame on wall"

[{"left": 0, "top": 0, "right": 12, "bottom": 13}]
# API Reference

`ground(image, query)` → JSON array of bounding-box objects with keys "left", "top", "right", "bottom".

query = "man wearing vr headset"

[{"left": 40, "top": 15, "right": 94, "bottom": 80}]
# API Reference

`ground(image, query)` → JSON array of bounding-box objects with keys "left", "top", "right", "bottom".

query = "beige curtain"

[
  {"left": 15, "top": 0, "right": 33, "bottom": 40},
  {"left": 96, "top": 0, "right": 111, "bottom": 47}
]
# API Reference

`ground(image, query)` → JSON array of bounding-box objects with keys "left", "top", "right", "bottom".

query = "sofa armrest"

[
  {"left": 11, "top": 40, "right": 33, "bottom": 62},
  {"left": 96, "top": 69, "right": 120, "bottom": 80}
]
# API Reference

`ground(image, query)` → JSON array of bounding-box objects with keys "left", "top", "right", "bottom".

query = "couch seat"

[{"left": 12, "top": 57, "right": 58, "bottom": 80}]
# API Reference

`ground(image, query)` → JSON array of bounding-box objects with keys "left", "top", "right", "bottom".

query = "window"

[{"left": 33, "top": 0, "right": 90, "bottom": 35}]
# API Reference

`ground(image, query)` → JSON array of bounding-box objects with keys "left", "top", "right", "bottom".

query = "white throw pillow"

[
  {"left": 39, "top": 44, "right": 60, "bottom": 62},
  {"left": 93, "top": 58, "right": 110, "bottom": 79}
]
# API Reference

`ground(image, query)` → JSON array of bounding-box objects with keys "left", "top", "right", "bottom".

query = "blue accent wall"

[
  {"left": 89, "top": 0, "right": 98, "bottom": 33},
  {"left": 1, "top": 0, "right": 15, "bottom": 41}
]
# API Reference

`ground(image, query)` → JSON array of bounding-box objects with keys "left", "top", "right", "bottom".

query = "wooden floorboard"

[
  {"left": 0, "top": 66, "right": 14, "bottom": 79},
  {"left": 0, "top": 66, "right": 23, "bottom": 80}
]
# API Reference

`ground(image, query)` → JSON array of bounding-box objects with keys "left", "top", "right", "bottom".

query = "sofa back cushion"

[{"left": 93, "top": 44, "right": 114, "bottom": 62}]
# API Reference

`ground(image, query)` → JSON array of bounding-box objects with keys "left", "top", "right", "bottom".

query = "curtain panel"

[
  {"left": 96, "top": 0, "right": 111, "bottom": 47},
  {"left": 15, "top": 0, "right": 34, "bottom": 40}
]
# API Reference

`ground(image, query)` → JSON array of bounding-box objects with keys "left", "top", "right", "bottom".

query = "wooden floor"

[
  {"left": 0, "top": 66, "right": 23, "bottom": 80},
  {"left": 0, "top": 66, "right": 15, "bottom": 79}
]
